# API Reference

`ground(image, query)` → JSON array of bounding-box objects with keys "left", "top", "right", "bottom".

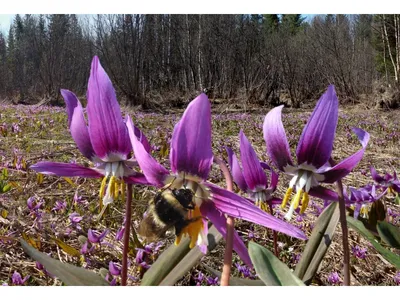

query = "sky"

[
  {"left": 0, "top": 14, "right": 14, "bottom": 33},
  {"left": 0, "top": 14, "right": 316, "bottom": 36}
]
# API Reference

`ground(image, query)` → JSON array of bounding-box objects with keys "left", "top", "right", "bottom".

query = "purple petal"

[
  {"left": 109, "top": 262, "right": 121, "bottom": 276},
  {"left": 226, "top": 147, "right": 248, "bottom": 192},
  {"left": 270, "top": 170, "right": 279, "bottom": 191},
  {"left": 296, "top": 85, "right": 338, "bottom": 168},
  {"left": 200, "top": 201, "right": 253, "bottom": 267},
  {"left": 263, "top": 106, "right": 293, "bottom": 171},
  {"left": 132, "top": 122, "right": 151, "bottom": 153},
  {"left": 370, "top": 167, "right": 384, "bottom": 184},
  {"left": 239, "top": 131, "right": 267, "bottom": 190},
  {"left": 30, "top": 162, "right": 103, "bottom": 178},
  {"left": 308, "top": 186, "right": 339, "bottom": 202},
  {"left": 126, "top": 117, "right": 169, "bottom": 187},
  {"left": 86, "top": 56, "right": 132, "bottom": 160},
  {"left": 206, "top": 183, "right": 307, "bottom": 240},
  {"left": 170, "top": 94, "right": 213, "bottom": 179},
  {"left": 321, "top": 128, "right": 370, "bottom": 183},
  {"left": 267, "top": 197, "right": 283, "bottom": 205},
  {"left": 123, "top": 173, "right": 150, "bottom": 185},
  {"left": 61, "top": 89, "right": 96, "bottom": 160}
]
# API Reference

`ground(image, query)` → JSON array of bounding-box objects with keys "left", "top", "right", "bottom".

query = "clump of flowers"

[
  {"left": 351, "top": 245, "right": 367, "bottom": 259},
  {"left": 327, "top": 272, "right": 342, "bottom": 285}
]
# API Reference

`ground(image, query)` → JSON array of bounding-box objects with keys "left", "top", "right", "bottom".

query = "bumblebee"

[{"left": 138, "top": 187, "right": 200, "bottom": 242}]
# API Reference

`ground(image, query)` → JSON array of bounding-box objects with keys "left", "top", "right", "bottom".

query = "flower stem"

[
  {"left": 214, "top": 157, "right": 234, "bottom": 286},
  {"left": 336, "top": 179, "right": 350, "bottom": 286},
  {"left": 121, "top": 183, "right": 133, "bottom": 286},
  {"left": 268, "top": 203, "right": 279, "bottom": 257}
]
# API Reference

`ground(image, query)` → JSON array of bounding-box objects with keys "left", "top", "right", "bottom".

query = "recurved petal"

[
  {"left": 270, "top": 170, "right": 279, "bottom": 191},
  {"left": 132, "top": 122, "right": 151, "bottom": 153},
  {"left": 239, "top": 131, "right": 268, "bottom": 190},
  {"left": 226, "top": 147, "right": 248, "bottom": 192},
  {"left": 123, "top": 173, "right": 150, "bottom": 185},
  {"left": 296, "top": 85, "right": 338, "bottom": 168},
  {"left": 263, "top": 106, "right": 293, "bottom": 171},
  {"left": 206, "top": 183, "right": 307, "bottom": 240},
  {"left": 320, "top": 128, "right": 370, "bottom": 183},
  {"left": 86, "top": 56, "right": 132, "bottom": 160},
  {"left": 370, "top": 167, "right": 384, "bottom": 183},
  {"left": 308, "top": 185, "right": 339, "bottom": 202},
  {"left": 61, "top": 89, "right": 96, "bottom": 160},
  {"left": 170, "top": 93, "right": 213, "bottom": 180},
  {"left": 126, "top": 117, "right": 169, "bottom": 187},
  {"left": 200, "top": 201, "right": 252, "bottom": 267},
  {"left": 30, "top": 162, "right": 103, "bottom": 178}
]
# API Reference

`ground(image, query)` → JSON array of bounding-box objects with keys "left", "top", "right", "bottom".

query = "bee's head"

[{"left": 173, "top": 188, "right": 195, "bottom": 209}]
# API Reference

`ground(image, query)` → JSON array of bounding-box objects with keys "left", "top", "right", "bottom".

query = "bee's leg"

[{"left": 174, "top": 220, "right": 187, "bottom": 237}]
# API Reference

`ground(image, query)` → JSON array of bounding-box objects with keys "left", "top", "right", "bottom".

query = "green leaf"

[
  {"left": 202, "top": 264, "right": 265, "bottom": 286},
  {"left": 19, "top": 238, "right": 109, "bottom": 286},
  {"left": 347, "top": 217, "right": 400, "bottom": 268},
  {"left": 377, "top": 221, "right": 400, "bottom": 249},
  {"left": 294, "top": 202, "right": 340, "bottom": 285},
  {"left": 140, "top": 237, "right": 193, "bottom": 286},
  {"left": 158, "top": 225, "right": 223, "bottom": 286},
  {"left": 248, "top": 241, "right": 305, "bottom": 286}
]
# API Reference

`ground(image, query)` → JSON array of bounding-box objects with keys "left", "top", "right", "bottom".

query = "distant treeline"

[{"left": 0, "top": 14, "right": 399, "bottom": 108}]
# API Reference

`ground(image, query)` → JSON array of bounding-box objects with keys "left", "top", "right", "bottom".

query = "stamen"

[
  {"left": 284, "top": 189, "right": 303, "bottom": 221},
  {"left": 292, "top": 189, "right": 303, "bottom": 210},
  {"left": 300, "top": 192, "right": 310, "bottom": 214},
  {"left": 99, "top": 176, "right": 108, "bottom": 210},
  {"left": 281, "top": 187, "right": 293, "bottom": 209},
  {"left": 121, "top": 181, "right": 126, "bottom": 202},
  {"left": 113, "top": 179, "right": 119, "bottom": 200}
]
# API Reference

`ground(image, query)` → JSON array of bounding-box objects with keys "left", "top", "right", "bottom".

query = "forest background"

[{"left": 0, "top": 14, "right": 399, "bottom": 110}]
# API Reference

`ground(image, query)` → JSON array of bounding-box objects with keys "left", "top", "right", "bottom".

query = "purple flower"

[
  {"left": 30, "top": 56, "right": 149, "bottom": 214},
  {"left": 69, "top": 212, "right": 83, "bottom": 224},
  {"left": 206, "top": 276, "right": 219, "bottom": 286},
  {"left": 128, "top": 94, "right": 306, "bottom": 267},
  {"left": 109, "top": 261, "right": 122, "bottom": 276},
  {"left": 351, "top": 245, "right": 367, "bottom": 259},
  {"left": 327, "top": 272, "right": 342, "bottom": 285},
  {"left": 394, "top": 272, "right": 400, "bottom": 285},
  {"left": 115, "top": 226, "right": 125, "bottom": 241},
  {"left": 27, "top": 196, "right": 43, "bottom": 210},
  {"left": 264, "top": 85, "right": 370, "bottom": 220},
  {"left": 193, "top": 271, "right": 205, "bottom": 286},
  {"left": 226, "top": 131, "right": 281, "bottom": 210},
  {"left": 235, "top": 262, "right": 256, "bottom": 279},
  {"left": 52, "top": 200, "right": 67, "bottom": 212},
  {"left": 87, "top": 229, "right": 109, "bottom": 244},
  {"left": 11, "top": 271, "right": 30, "bottom": 285},
  {"left": 370, "top": 167, "right": 400, "bottom": 195}
]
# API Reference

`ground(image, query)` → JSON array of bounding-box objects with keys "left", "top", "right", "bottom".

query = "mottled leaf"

[
  {"left": 20, "top": 238, "right": 109, "bottom": 286},
  {"left": 377, "top": 221, "right": 400, "bottom": 249},
  {"left": 248, "top": 241, "right": 305, "bottom": 286},
  {"left": 294, "top": 202, "right": 340, "bottom": 285},
  {"left": 347, "top": 216, "right": 400, "bottom": 268},
  {"left": 202, "top": 264, "right": 265, "bottom": 286},
  {"left": 158, "top": 225, "right": 223, "bottom": 286}
]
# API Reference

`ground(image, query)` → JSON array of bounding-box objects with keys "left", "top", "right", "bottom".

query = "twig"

[
  {"left": 121, "top": 183, "right": 133, "bottom": 286},
  {"left": 214, "top": 157, "right": 234, "bottom": 286}
]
